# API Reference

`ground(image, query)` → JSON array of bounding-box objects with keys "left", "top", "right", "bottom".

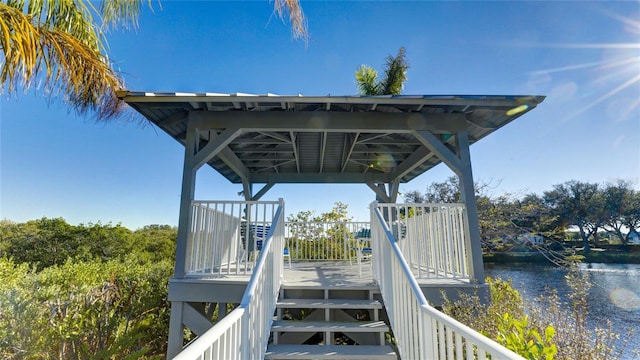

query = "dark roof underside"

[{"left": 121, "top": 93, "right": 544, "bottom": 184}]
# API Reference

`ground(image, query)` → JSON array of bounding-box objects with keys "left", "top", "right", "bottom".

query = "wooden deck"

[
  {"left": 283, "top": 261, "right": 376, "bottom": 289},
  {"left": 169, "top": 261, "right": 486, "bottom": 306}
]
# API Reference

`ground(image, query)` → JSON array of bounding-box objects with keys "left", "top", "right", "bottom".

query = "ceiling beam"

[
  {"left": 350, "top": 146, "right": 416, "bottom": 154},
  {"left": 232, "top": 138, "right": 287, "bottom": 145},
  {"left": 367, "top": 181, "right": 390, "bottom": 203},
  {"left": 319, "top": 132, "right": 326, "bottom": 173},
  {"left": 241, "top": 156, "right": 295, "bottom": 162},
  {"left": 189, "top": 111, "right": 468, "bottom": 133},
  {"left": 413, "top": 130, "right": 463, "bottom": 176},
  {"left": 253, "top": 159, "right": 296, "bottom": 170},
  {"left": 356, "top": 133, "right": 392, "bottom": 144},
  {"left": 249, "top": 172, "right": 393, "bottom": 184},
  {"left": 190, "top": 128, "right": 242, "bottom": 170},
  {"left": 215, "top": 147, "right": 249, "bottom": 182},
  {"left": 390, "top": 146, "right": 435, "bottom": 181},
  {"left": 341, "top": 132, "right": 359, "bottom": 173},
  {"left": 290, "top": 131, "right": 300, "bottom": 173},
  {"left": 357, "top": 138, "right": 421, "bottom": 145},
  {"left": 251, "top": 182, "right": 275, "bottom": 201},
  {"left": 257, "top": 131, "right": 291, "bottom": 143},
  {"left": 157, "top": 111, "right": 187, "bottom": 127}
]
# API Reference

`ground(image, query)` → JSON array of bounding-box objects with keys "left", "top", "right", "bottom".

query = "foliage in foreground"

[
  {"left": 0, "top": 219, "right": 177, "bottom": 359},
  {"left": 442, "top": 272, "right": 636, "bottom": 360},
  {"left": 0, "top": 257, "right": 173, "bottom": 359}
]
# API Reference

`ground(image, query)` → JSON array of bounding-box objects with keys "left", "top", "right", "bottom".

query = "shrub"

[
  {"left": 0, "top": 257, "right": 172, "bottom": 359},
  {"left": 442, "top": 271, "right": 635, "bottom": 360}
]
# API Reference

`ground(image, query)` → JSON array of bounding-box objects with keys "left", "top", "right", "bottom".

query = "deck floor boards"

[{"left": 181, "top": 261, "right": 472, "bottom": 288}]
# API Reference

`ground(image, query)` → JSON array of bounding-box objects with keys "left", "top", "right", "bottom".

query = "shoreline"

[{"left": 483, "top": 251, "right": 640, "bottom": 265}]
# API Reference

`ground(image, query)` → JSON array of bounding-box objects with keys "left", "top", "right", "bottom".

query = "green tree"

[
  {"left": 1, "top": 0, "right": 307, "bottom": 120},
  {"left": 355, "top": 47, "right": 409, "bottom": 95},
  {"left": 0, "top": 217, "right": 78, "bottom": 269},
  {"left": 286, "top": 202, "right": 354, "bottom": 260},
  {"left": 543, "top": 181, "right": 606, "bottom": 252},
  {"left": 128, "top": 224, "right": 177, "bottom": 262},
  {"left": 75, "top": 221, "right": 133, "bottom": 261},
  {"left": 0, "top": 257, "right": 173, "bottom": 359},
  {"left": 601, "top": 180, "right": 640, "bottom": 247}
]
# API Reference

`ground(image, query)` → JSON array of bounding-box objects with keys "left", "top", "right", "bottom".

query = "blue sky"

[{"left": 1, "top": 1, "right": 639, "bottom": 229}]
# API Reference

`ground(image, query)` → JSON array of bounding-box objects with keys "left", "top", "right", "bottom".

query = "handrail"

[
  {"left": 174, "top": 199, "right": 285, "bottom": 360},
  {"left": 240, "top": 202, "right": 284, "bottom": 358},
  {"left": 172, "top": 309, "right": 245, "bottom": 360},
  {"left": 187, "top": 200, "right": 280, "bottom": 277},
  {"left": 376, "top": 203, "right": 470, "bottom": 280},
  {"left": 371, "top": 202, "right": 524, "bottom": 360}
]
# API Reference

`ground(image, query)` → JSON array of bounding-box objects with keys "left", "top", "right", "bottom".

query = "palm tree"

[
  {"left": 0, "top": 0, "right": 307, "bottom": 120},
  {"left": 355, "top": 47, "right": 409, "bottom": 95}
]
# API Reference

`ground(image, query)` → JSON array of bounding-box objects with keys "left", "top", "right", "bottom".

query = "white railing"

[
  {"left": 376, "top": 203, "right": 470, "bottom": 280},
  {"left": 371, "top": 203, "right": 524, "bottom": 360},
  {"left": 284, "top": 221, "right": 370, "bottom": 261},
  {"left": 174, "top": 199, "right": 285, "bottom": 360},
  {"left": 187, "top": 200, "right": 280, "bottom": 277}
]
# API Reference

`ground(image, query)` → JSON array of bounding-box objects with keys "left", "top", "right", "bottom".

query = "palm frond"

[
  {"left": 1, "top": 1, "right": 130, "bottom": 120},
  {"left": 355, "top": 65, "right": 380, "bottom": 96},
  {"left": 380, "top": 47, "right": 409, "bottom": 95},
  {"left": 273, "top": 0, "right": 308, "bottom": 42},
  {"left": 39, "top": 28, "right": 124, "bottom": 119},
  {"left": 23, "top": 0, "right": 103, "bottom": 52},
  {"left": 1, "top": 2, "right": 125, "bottom": 119},
  {"left": 100, "top": 0, "right": 154, "bottom": 31},
  {"left": 1, "top": 3, "right": 42, "bottom": 91}
]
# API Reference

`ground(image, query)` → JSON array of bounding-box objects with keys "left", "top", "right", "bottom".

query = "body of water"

[{"left": 485, "top": 263, "right": 640, "bottom": 359}]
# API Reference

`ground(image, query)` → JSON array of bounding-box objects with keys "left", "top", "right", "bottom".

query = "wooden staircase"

[{"left": 265, "top": 286, "right": 397, "bottom": 360}]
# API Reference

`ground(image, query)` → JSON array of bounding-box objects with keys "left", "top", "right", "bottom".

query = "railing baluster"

[{"left": 371, "top": 202, "right": 524, "bottom": 360}]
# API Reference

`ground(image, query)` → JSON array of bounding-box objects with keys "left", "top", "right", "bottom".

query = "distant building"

[{"left": 518, "top": 232, "right": 545, "bottom": 245}]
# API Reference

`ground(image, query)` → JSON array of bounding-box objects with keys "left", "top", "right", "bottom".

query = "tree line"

[
  {"left": 404, "top": 177, "right": 640, "bottom": 252},
  {"left": 0, "top": 219, "right": 177, "bottom": 359}
]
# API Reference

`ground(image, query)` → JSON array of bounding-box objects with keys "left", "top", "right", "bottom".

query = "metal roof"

[{"left": 120, "top": 92, "right": 545, "bottom": 185}]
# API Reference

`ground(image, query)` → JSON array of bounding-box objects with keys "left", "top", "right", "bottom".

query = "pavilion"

[{"left": 121, "top": 92, "right": 544, "bottom": 360}]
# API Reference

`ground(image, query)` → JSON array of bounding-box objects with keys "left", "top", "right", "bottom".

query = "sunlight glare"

[
  {"left": 373, "top": 154, "right": 396, "bottom": 172},
  {"left": 609, "top": 288, "right": 640, "bottom": 311},
  {"left": 506, "top": 104, "right": 529, "bottom": 116},
  {"left": 526, "top": 9, "right": 640, "bottom": 122}
]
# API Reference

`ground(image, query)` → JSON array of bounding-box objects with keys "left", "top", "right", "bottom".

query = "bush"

[
  {"left": 0, "top": 257, "right": 172, "bottom": 359},
  {"left": 442, "top": 271, "right": 636, "bottom": 360}
]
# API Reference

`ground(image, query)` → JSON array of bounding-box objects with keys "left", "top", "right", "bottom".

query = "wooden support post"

[
  {"left": 388, "top": 179, "right": 400, "bottom": 203},
  {"left": 167, "top": 301, "right": 184, "bottom": 359},
  {"left": 242, "top": 181, "right": 252, "bottom": 201},
  {"left": 367, "top": 181, "right": 391, "bottom": 203},
  {"left": 168, "top": 114, "right": 244, "bottom": 358},
  {"left": 455, "top": 130, "right": 485, "bottom": 284},
  {"left": 174, "top": 122, "right": 198, "bottom": 279}
]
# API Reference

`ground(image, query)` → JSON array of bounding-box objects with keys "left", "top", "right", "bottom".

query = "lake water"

[{"left": 485, "top": 263, "right": 640, "bottom": 359}]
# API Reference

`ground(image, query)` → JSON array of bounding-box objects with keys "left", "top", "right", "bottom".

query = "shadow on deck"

[{"left": 169, "top": 261, "right": 488, "bottom": 307}]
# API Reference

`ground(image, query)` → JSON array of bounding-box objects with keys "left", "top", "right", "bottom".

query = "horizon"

[{"left": 1, "top": 1, "right": 639, "bottom": 230}]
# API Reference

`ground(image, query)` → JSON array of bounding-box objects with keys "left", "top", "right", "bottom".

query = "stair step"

[
  {"left": 265, "top": 344, "right": 397, "bottom": 359},
  {"left": 277, "top": 298, "right": 382, "bottom": 310},
  {"left": 272, "top": 320, "right": 388, "bottom": 333}
]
